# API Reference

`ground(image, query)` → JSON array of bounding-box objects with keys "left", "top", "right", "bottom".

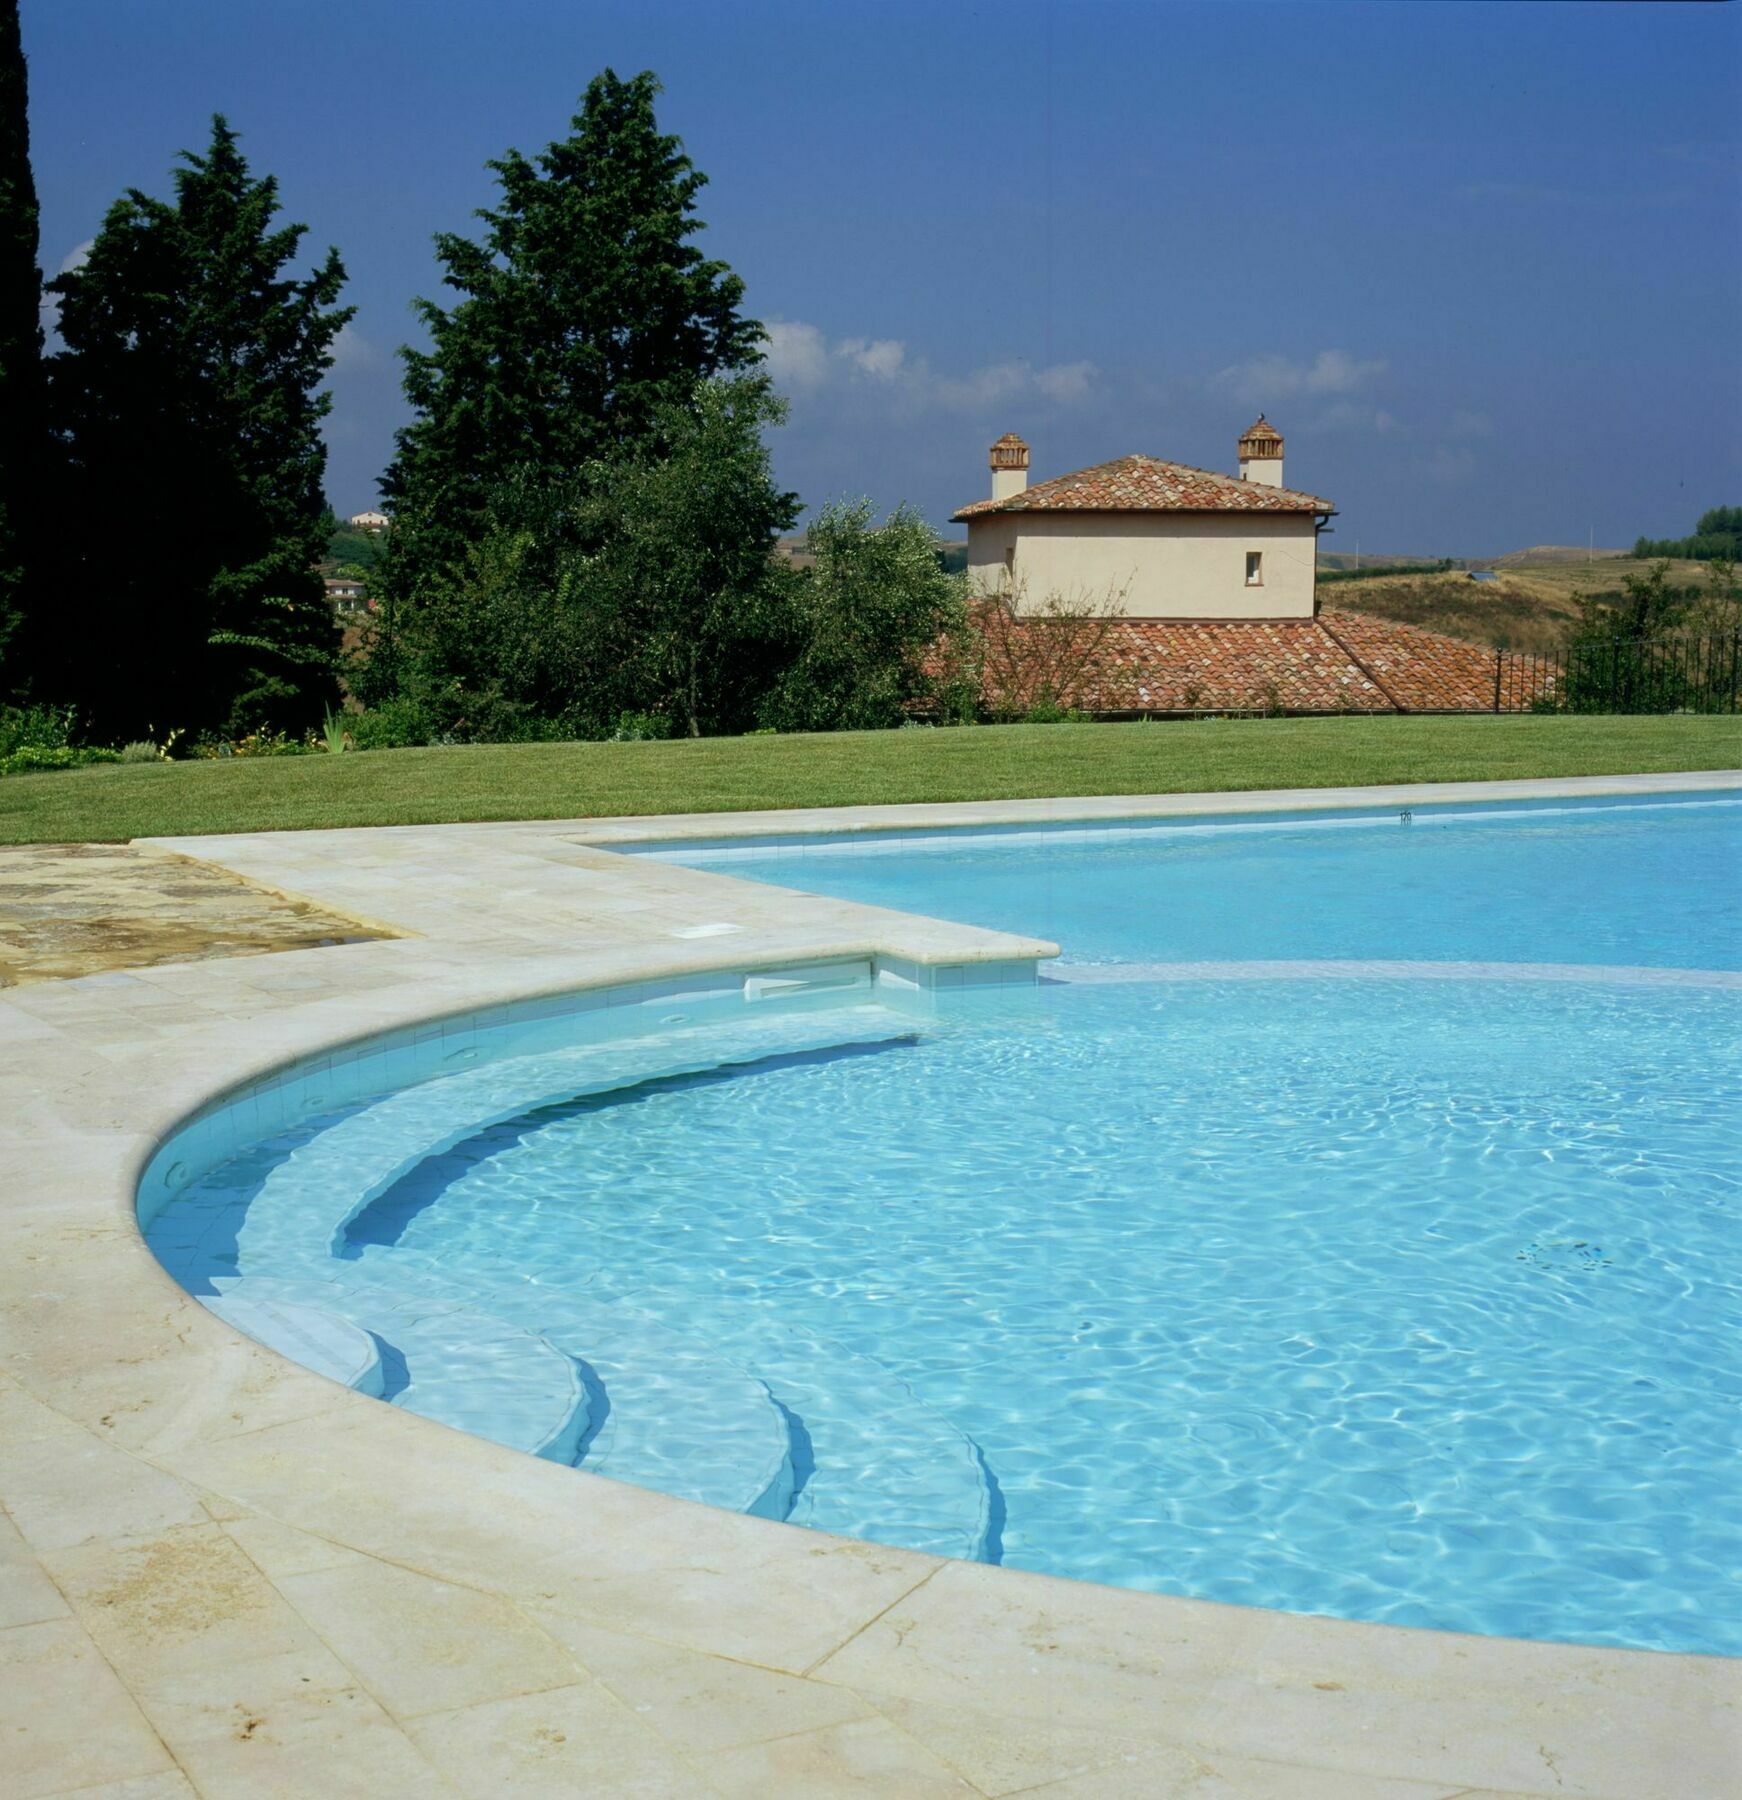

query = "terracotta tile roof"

[
  {"left": 952, "top": 454, "right": 1332, "bottom": 522},
  {"left": 1317, "top": 610, "right": 1507, "bottom": 713},
  {"left": 957, "top": 606, "right": 1551, "bottom": 716}
]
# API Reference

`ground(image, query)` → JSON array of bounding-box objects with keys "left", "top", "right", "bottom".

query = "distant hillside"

[
  {"left": 1317, "top": 551, "right": 1466, "bottom": 573},
  {"left": 320, "top": 519, "right": 387, "bottom": 575},
  {"left": 1320, "top": 556, "right": 1714, "bottom": 654},
  {"left": 1493, "top": 544, "right": 1627, "bottom": 567}
]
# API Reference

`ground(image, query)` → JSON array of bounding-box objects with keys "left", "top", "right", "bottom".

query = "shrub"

[
  {"left": 0, "top": 702, "right": 76, "bottom": 757},
  {"left": 609, "top": 709, "right": 673, "bottom": 742},
  {"left": 0, "top": 704, "right": 121, "bottom": 775},
  {"left": 191, "top": 727, "right": 314, "bottom": 759},
  {"left": 762, "top": 499, "right": 972, "bottom": 733},
  {"left": 975, "top": 581, "right": 1122, "bottom": 722},
  {"left": 0, "top": 743, "right": 120, "bottom": 776},
  {"left": 120, "top": 740, "right": 162, "bottom": 763},
  {"left": 348, "top": 696, "right": 433, "bottom": 751},
  {"left": 1021, "top": 699, "right": 1092, "bottom": 724}
]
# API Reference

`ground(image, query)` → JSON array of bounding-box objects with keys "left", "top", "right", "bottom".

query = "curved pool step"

[
  {"left": 521, "top": 1295, "right": 795, "bottom": 1520},
  {"left": 203, "top": 1294, "right": 385, "bottom": 1398},
  {"left": 507, "top": 1291, "right": 991, "bottom": 1556},
  {"left": 746, "top": 1324, "right": 998, "bottom": 1562},
  {"left": 204, "top": 1274, "right": 989, "bottom": 1557},
  {"left": 205, "top": 1275, "right": 588, "bottom": 1465},
  {"left": 367, "top": 1295, "right": 590, "bottom": 1465},
  {"left": 224, "top": 1008, "right": 914, "bottom": 1279}
]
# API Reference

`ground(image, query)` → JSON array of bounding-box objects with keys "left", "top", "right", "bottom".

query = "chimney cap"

[
  {"left": 989, "top": 432, "right": 1030, "bottom": 469},
  {"left": 1238, "top": 415, "right": 1284, "bottom": 453}
]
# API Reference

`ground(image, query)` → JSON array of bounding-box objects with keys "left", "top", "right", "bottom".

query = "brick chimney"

[
  {"left": 989, "top": 432, "right": 1030, "bottom": 502},
  {"left": 1237, "top": 416, "right": 1284, "bottom": 487}
]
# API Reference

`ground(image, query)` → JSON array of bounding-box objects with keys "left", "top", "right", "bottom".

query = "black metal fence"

[{"left": 1492, "top": 629, "right": 1742, "bottom": 715}]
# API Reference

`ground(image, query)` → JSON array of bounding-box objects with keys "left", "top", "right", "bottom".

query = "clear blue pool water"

[
  {"left": 652, "top": 795, "right": 1742, "bottom": 970},
  {"left": 147, "top": 796, "right": 1742, "bottom": 1653}
]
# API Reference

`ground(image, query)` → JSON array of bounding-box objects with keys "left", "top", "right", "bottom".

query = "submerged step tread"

[
  {"left": 489, "top": 1289, "right": 992, "bottom": 1557},
  {"left": 738, "top": 1324, "right": 997, "bottom": 1562},
  {"left": 206, "top": 1274, "right": 588, "bottom": 1464},
  {"left": 202, "top": 1294, "right": 384, "bottom": 1398},
  {"left": 517, "top": 1294, "right": 795, "bottom": 1520},
  {"left": 222, "top": 1008, "right": 912, "bottom": 1274},
  {"left": 158, "top": 1003, "right": 1002, "bottom": 1549}
]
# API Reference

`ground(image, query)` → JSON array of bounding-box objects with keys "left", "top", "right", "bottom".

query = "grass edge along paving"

[{"left": 1, "top": 714, "right": 1738, "bottom": 846}]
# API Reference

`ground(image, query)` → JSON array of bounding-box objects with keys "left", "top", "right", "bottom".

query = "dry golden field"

[{"left": 1322, "top": 556, "right": 1717, "bottom": 653}]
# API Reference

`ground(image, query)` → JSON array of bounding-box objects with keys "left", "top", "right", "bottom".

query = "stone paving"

[
  {"left": 0, "top": 842, "right": 385, "bottom": 987},
  {"left": 1, "top": 773, "right": 1738, "bottom": 1798}
]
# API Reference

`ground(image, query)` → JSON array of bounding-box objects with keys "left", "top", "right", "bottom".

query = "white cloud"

[
  {"left": 1315, "top": 400, "right": 1396, "bottom": 435},
  {"left": 1034, "top": 360, "right": 1097, "bottom": 404},
  {"left": 328, "top": 322, "right": 382, "bottom": 373},
  {"left": 764, "top": 319, "right": 831, "bottom": 392},
  {"left": 1215, "top": 348, "right": 1387, "bottom": 407},
  {"left": 765, "top": 318, "right": 1097, "bottom": 417},
  {"left": 837, "top": 336, "right": 905, "bottom": 381}
]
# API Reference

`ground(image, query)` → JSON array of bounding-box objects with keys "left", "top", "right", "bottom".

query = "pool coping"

[{"left": 1, "top": 771, "right": 1738, "bottom": 1798}]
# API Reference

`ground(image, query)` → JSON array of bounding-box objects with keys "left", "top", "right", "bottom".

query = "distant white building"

[
  {"left": 953, "top": 420, "right": 1335, "bottom": 620},
  {"left": 348, "top": 510, "right": 390, "bottom": 533},
  {"left": 324, "top": 576, "right": 369, "bottom": 615}
]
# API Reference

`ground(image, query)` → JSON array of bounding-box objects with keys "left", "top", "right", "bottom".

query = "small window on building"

[{"left": 1245, "top": 552, "right": 1263, "bottom": 587}]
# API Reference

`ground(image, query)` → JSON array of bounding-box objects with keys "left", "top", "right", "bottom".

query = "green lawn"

[{"left": 2, "top": 715, "right": 1737, "bottom": 845}]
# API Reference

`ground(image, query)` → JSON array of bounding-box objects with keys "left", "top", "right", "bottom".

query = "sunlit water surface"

[{"left": 150, "top": 798, "right": 1742, "bottom": 1652}]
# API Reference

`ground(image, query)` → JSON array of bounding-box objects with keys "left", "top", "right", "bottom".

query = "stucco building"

[
  {"left": 953, "top": 420, "right": 1334, "bottom": 619},
  {"left": 945, "top": 421, "right": 1534, "bottom": 718}
]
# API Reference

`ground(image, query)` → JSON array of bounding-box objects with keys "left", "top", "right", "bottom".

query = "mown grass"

[{"left": 1, "top": 714, "right": 1736, "bottom": 846}]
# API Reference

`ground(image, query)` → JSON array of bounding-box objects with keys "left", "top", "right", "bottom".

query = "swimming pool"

[{"left": 142, "top": 794, "right": 1741, "bottom": 1654}]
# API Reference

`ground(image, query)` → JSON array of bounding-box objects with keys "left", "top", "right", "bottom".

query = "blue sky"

[{"left": 22, "top": 0, "right": 1742, "bottom": 552}]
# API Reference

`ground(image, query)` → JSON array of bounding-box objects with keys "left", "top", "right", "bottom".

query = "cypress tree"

[
  {"left": 0, "top": 0, "right": 43, "bottom": 692},
  {"left": 381, "top": 69, "right": 765, "bottom": 610},
  {"left": 48, "top": 116, "right": 351, "bottom": 740}
]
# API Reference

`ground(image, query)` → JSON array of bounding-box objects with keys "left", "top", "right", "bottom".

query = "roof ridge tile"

[{"left": 952, "top": 451, "right": 1332, "bottom": 519}]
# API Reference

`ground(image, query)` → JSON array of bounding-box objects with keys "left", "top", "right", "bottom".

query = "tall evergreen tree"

[
  {"left": 381, "top": 69, "right": 765, "bottom": 609},
  {"left": 47, "top": 116, "right": 351, "bottom": 739},
  {"left": 0, "top": 0, "right": 43, "bottom": 691}
]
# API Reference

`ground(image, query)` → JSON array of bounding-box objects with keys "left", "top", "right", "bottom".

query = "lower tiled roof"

[
  {"left": 1317, "top": 610, "right": 1505, "bottom": 712},
  {"left": 966, "top": 606, "right": 1545, "bottom": 715}
]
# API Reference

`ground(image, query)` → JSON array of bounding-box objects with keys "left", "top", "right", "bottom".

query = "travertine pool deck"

[
  {"left": 0, "top": 842, "right": 387, "bottom": 987},
  {"left": 1, "top": 772, "right": 1738, "bottom": 1798}
]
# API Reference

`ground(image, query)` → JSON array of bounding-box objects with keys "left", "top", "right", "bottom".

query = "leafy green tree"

[
  {"left": 765, "top": 500, "right": 973, "bottom": 731},
  {"left": 0, "top": 0, "right": 43, "bottom": 691},
  {"left": 394, "top": 376, "right": 797, "bottom": 741},
  {"left": 381, "top": 68, "right": 765, "bottom": 615},
  {"left": 567, "top": 376, "right": 797, "bottom": 736},
  {"left": 1564, "top": 559, "right": 1697, "bottom": 713},
  {"left": 1632, "top": 505, "right": 1742, "bottom": 562},
  {"left": 46, "top": 116, "right": 350, "bottom": 739}
]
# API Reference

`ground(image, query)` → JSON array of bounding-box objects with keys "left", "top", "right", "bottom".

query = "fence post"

[{"left": 1493, "top": 651, "right": 1502, "bottom": 713}]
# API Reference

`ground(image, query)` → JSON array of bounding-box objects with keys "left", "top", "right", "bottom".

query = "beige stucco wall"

[
  {"left": 966, "top": 511, "right": 1320, "bottom": 618},
  {"left": 1238, "top": 456, "right": 1284, "bottom": 487}
]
